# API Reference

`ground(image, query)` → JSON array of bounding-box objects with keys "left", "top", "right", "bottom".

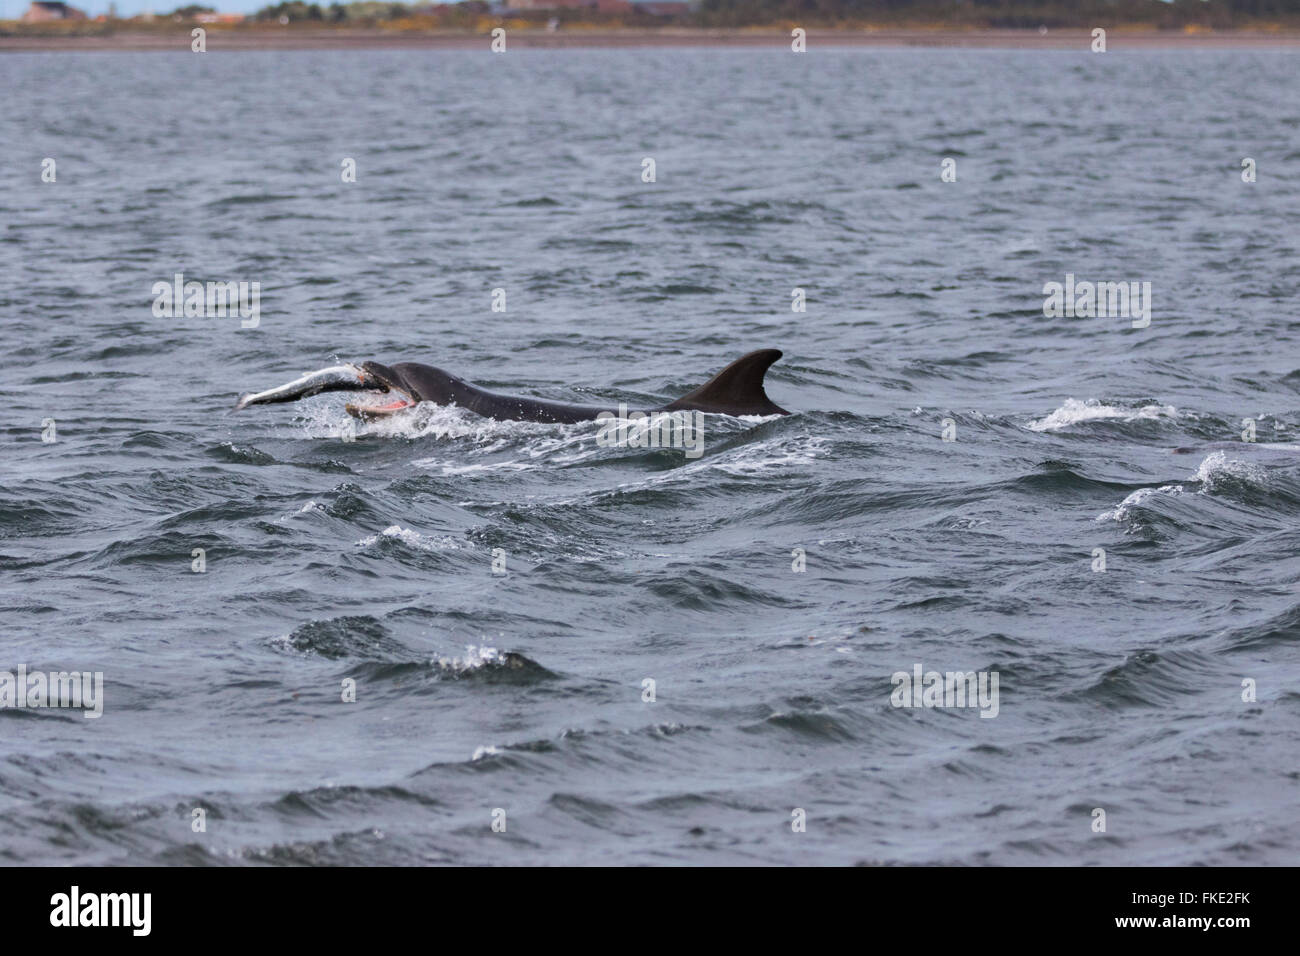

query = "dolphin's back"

[
  {"left": 395, "top": 350, "right": 789, "bottom": 422},
  {"left": 391, "top": 362, "right": 620, "bottom": 424}
]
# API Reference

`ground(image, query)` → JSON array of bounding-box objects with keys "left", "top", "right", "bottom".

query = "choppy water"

[{"left": 2, "top": 47, "right": 1299, "bottom": 865}]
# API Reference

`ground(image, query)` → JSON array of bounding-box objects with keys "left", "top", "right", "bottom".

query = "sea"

[{"left": 1, "top": 45, "right": 1298, "bottom": 864}]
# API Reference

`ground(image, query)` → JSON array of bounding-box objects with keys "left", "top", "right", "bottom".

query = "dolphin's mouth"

[
  {"left": 345, "top": 361, "right": 419, "bottom": 420},
  {"left": 345, "top": 397, "right": 417, "bottom": 421}
]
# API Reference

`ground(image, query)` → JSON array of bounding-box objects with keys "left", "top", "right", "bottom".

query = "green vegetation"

[{"left": 247, "top": 1, "right": 493, "bottom": 24}]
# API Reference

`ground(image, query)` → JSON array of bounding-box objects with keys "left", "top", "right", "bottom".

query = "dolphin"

[{"left": 234, "top": 349, "right": 790, "bottom": 423}]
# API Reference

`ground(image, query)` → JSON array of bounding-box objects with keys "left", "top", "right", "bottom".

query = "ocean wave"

[
  {"left": 1095, "top": 484, "right": 1186, "bottom": 523},
  {"left": 1095, "top": 451, "right": 1269, "bottom": 523},
  {"left": 1189, "top": 450, "right": 1268, "bottom": 491},
  {"left": 356, "top": 525, "right": 464, "bottom": 552},
  {"left": 1027, "top": 399, "right": 1179, "bottom": 432},
  {"left": 270, "top": 615, "right": 406, "bottom": 661},
  {"left": 426, "top": 647, "right": 552, "bottom": 684}
]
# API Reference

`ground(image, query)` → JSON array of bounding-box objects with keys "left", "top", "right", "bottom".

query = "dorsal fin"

[{"left": 662, "top": 349, "right": 789, "bottom": 416}]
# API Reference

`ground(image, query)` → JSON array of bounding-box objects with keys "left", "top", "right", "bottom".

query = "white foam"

[
  {"left": 648, "top": 433, "right": 828, "bottom": 482},
  {"left": 417, "top": 460, "right": 538, "bottom": 476},
  {"left": 1095, "top": 484, "right": 1185, "bottom": 522},
  {"left": 285, "top": 399, "right": 552, "bottom": 445},
  {"left": 432, "top": 644, "right": 504, "bottom": 672},
  {"left": 1189, "top": 450, "right": 1267, "bottom": 489},
  {"left": 373, "top": 403, "right": 550, "bottom": 442},
  {"left": 356, "top": 524, "right": 462, "bottom": 552},
  {"left": 1028, "top": 398, "right": 1177, "bottom": 432},
  {"left": 285, "top": 397, "right": 810, "bottom": 484}
]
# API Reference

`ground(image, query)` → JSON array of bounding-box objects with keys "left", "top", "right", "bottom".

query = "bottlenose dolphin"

[{"left": 235, "top": 349, "right": 790, "bottom": 423}]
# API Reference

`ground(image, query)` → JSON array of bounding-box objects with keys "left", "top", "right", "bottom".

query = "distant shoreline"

[{"left": 3, "top": 27, "right": 1300, "bottom": 52}]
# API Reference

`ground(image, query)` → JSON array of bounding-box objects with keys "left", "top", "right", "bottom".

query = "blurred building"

[{"left": 21, "top": 1, "right": 89, "bottom": 20}]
